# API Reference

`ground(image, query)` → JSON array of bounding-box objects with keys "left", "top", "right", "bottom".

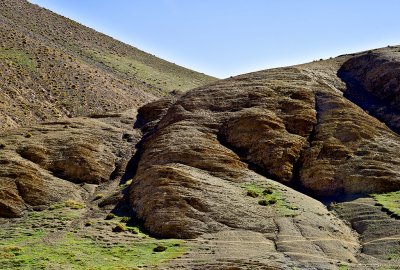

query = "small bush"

[
  {"left": 85, "top": 221, "right": 92, "bottom": 227},
  {"left": 246, "top": 190, "right": 259, "bottom": 198},
  {"left": 258, "top": 199, "right": 269, "bottom": 206},
  {"left": 126, "top": 226, "right": 138, "bottom": 234},
  {"left": 93, "top": 194, "right": 104, "bottom": 201},
  {"left": 64, "top": 200, "right": 84, "bottom": 209},
  {"left": 1, "top": 245, "right": 23, "bottom": 254},
  {"left": 112, "top": 223, "right": 126, "bottom": 233},
  {"left": 25, "top": 133, "right": 32, "bottom": 138},
  {"left": 120, "top": 216, "right": 130, "bottom": 223},
  {"left": 262, "top": 188, "right": 273, "bottom": 195},
  {"left": 125, "top": 179, "right": 133, "bottom": 185},
  {"left": 268, "top": 197, "right": 277, "bottom": 204},
  {"left": 105, "top": 213, "right": 115, "bottom": 220},
  {"left": 0, "top": 143, "right": 6, "bottom": 149},
  {"left": 258, "top": 198, "right": 277, "bottom": 206},
  {"left": 153, "top": 245, "right": 167, "bottom": 252}
]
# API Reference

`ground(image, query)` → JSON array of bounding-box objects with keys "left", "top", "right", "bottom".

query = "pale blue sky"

[{"left": 29, "top": 0, "right": 400, "bottom": 78}]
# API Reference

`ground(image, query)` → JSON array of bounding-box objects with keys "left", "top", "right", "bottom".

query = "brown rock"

[{"left": 0, "top": 111, "right": 140, "bottom": 217}]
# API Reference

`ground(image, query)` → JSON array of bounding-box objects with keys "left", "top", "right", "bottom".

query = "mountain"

[
  {"left": 128, "top": 46, "right": 400, "bottom": 269},
  {"left": 0, "top": 0, "right": 216, "bottom": 131},
  {"left": 2, "top": 44, "right": 400, "bottom": 269},
  {"left": 1, "top": 1, "right": 400, "bottom": 269}
]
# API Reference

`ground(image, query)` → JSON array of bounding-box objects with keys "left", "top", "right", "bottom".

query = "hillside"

[
  {"left": 0, "top": 0, "right": 216, "bottom": 131},
  {"left": 1, "top": 44, "right": 400, "bottom": 269},
  {"left": 1, "top": 1, "right": 400, "bottom": 268}
]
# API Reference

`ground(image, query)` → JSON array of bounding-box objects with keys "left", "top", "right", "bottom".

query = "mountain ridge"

[{"left": 0, "top": 0, "right": 216, "bottom": 131}]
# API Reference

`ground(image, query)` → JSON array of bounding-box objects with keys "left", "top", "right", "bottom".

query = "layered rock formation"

[
  {"left": 2, "top": 46, "right": 400, "bottom": 269},
  {"left": 127, "top": 47, "right": 400, "bottom": 268},
  {"left": 0, "top": 111, "right": 139, "bottom": 217}
]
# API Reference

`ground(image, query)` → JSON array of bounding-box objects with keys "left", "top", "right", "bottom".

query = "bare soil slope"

[{"left": 0, "top": 0, "right": 216, "bottom": 131}]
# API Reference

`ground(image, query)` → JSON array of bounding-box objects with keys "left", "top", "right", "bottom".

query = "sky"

[{"left": 29, "top": 0, "right": 400, "bottom": 78}]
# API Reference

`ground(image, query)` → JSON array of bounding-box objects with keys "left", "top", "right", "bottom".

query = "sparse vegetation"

[
  {"left": 246, "top": 190, "right": 259, "bottom": 198},
  {"left": 48, "top": 200, "right": 85, "bottom": 210},
  {"left": 371, "top": 191, "right": 400, "bottom": 217},
  {"left": 0, "top": 48, "right": 36, "bottom": 71},
  {"left": 242, "top": 183, "right": 298, "bottom": 217},
  {"left": 153, "top": 245, "right": 167, "bottom": 252},
  {"left": 119, "top": 179, "right": 134, "bottom": 189},
  {"left": 112, "top": 223, "right": 127, "bottom": 232},
  {"left": 0, "top": 0, "right": 215, "bottom": 131},
  {"left": 105, "top": 213, "right": 115, "bottom": 220},
  {"left": 120, "top": 216, "right": 130, "bottom": 223},
  {"left": 93, "top": 193, "right": 104, "bottom": 201},
  {"left": 64, "top": 199, "right": 85, "bottom": 209},
  {"left": 0, "top": 201, "right": 185, "bottom": 269}
]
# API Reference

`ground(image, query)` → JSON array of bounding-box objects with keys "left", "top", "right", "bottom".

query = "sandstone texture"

[
  {"left": 2, "top": 35, "right": 400, "bottom": 268},
  {"left": 128, "top": 47, "right": 400, "bottom": 268},
  {"left": 0, "top": 111, "right": 139, "bottom": 218}
]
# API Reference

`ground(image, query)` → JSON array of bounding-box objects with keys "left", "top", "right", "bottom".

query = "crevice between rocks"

[
  {"left": 337, "top": 60, "right": 400, "bottom": 137},
  {"left": 290, "top": 92, "right": 320, "bottom": 196},
  {"left": 215, "top": 132, "right": 281, "bottom": 184}
]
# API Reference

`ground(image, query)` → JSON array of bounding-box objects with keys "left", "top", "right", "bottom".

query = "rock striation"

[{"left": 0, "top": 111, "right": 139, "bottom": 217}]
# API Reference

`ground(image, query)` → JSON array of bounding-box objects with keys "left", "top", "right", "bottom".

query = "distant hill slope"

[{"left": 0, "top": 0, "right": 216, "bottom": 130}]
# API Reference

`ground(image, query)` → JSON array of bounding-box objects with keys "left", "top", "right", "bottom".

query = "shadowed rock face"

[{"left": 339, "top": 51, "right": 400, "bottom": 133}]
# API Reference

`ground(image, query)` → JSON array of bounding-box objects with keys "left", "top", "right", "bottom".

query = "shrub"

[
  {"left": 105, "top": 213, "right": 115, "bottom": 220},
  {"left": 258, "top": 198, "right": 277, "bottom": 206},
  {"left": 0, "top": 143, "right": 6, "bottom": 149},
  {"left": 246, "top": 190, "right": 259, "bottom": 198},
  {"left": 268, "top": 197, "right": 277, "bottom": 204},
  {"left": 262, "top": 188, "right": 273, "bottom": 195},
  {"left": 93, "top": 193, "right": 104, "bottom": 201},
  {"left": 153, "top": 245, "right": 167, "bottom": 252},
  {"left": 126, "top": 226, "right": 138, "bottom": 234},
  {"left": 120, "top": 216, "right": 130, "bottom": 223},
  {"left": 258, "top": 199, "right": 269, "bottom": 206},
  {"left": 112, "top": 223, "right": 126, "bottom": 233},
  {"left": 64, "top": 200, "right": 84, "bottom": 209}
]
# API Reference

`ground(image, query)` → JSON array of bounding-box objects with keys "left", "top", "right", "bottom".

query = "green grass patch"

[
  {"left": 84, "top": 49, "right": 214, "bottom": 93},
  {"left": 0, "top": 48, "right": 36, "bottom": 71},
  {"left": 48, "top": 200, "right": 85, "bottom": 211},
  {"left": 386, "top": 246, "right": 400, "bottom": 261},
  {"left": 242, "top": 183, "right": 298, "bottom": 217},
  {"left": 0, "top": 232, "right": 184, "bottom": 269},
  {"left": 371, "top": 190, "right": 400, "bottom": 216},
  {"left": 0, "top": 202, "right": 185, "bottom": 269}
]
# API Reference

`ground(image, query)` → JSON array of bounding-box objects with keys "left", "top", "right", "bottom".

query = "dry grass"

[{"left": 0, "top": 0, "right": 216, "bottom": 131}]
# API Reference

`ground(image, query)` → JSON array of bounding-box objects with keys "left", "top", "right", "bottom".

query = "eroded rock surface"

[
  {"left": 2, "top": 46, "right": 400, "bottom": 269},
  {"left": 128, "top": 48, "right": 400, "bottom": 268},
  {"left": 0, "top": 111, "right": 139, "bottom": 217}
]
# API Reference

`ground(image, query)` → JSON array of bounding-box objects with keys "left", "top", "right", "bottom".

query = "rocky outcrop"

[
  {"left": 339, "top": 50, "right": 400, "bottom": 132},
  {"left": 127, "top": 49, "right": 400, "bottom": 268},
  {"left": 0, "top": 111, "right": 140, "bottom": 217},
  {"left": 130, "top": 57, "right": 400, "bottom": 223},
  {"left": 2, "top": 45, "right": 400, "bottom": 269}
]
